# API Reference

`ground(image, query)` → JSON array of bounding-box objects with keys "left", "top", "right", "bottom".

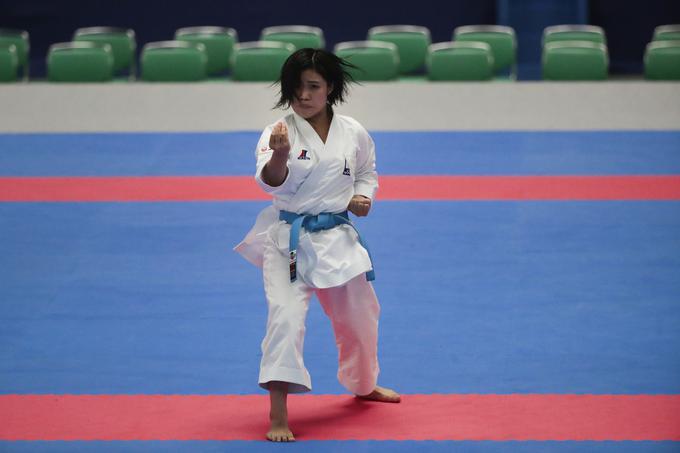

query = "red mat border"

[
  {"left": 1, "top": 176, "right": 680, "bottom": 201},
  {"left": 1, "top": 394, "right": 679, "bottom": 441}
]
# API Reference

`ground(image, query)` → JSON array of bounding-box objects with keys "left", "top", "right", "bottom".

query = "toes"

[
  {"left": 267, "top": 430, "right": 295, "bottom": 442},
  {"left": 356, "top": 386, "right": 401, "bottom": 403}
]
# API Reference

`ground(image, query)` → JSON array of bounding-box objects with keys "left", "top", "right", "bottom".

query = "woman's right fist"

[{"left": 269, "top": 122, "right": 291, "bottom": 155}]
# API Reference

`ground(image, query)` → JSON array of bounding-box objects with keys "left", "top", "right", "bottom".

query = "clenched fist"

[
  {"left": 261, "top": 122, "right": 291, "bottom": 187},
  {"left": 269, "top": 122, "right": 291, "bottom": 155},
  {"left": 348, "top": 195, "right": 372, "bottom": 217}
]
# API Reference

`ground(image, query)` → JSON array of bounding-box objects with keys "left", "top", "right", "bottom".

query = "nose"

[{"left": 297, "top": 88, "right": 310, "bottom": 100}]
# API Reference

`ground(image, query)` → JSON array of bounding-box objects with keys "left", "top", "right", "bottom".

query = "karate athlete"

[{"left": 235, "top": 48, "right": 400, "bottom": 442}]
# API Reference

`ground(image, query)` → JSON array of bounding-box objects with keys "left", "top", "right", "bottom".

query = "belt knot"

[{"left": 278, "top": 210, "right": 375, "bottom": 283}]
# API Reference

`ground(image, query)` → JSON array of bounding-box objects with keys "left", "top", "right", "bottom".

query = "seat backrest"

[
  {"left": 73, "top": 27, "right": 136, "bottom": 76},
  {"left": 231, "top": 41, "right": 295, "bottom": 81},
  {"left": 176, "top": 26, "right": 238, "bottom": 75},
  {"left": 543, "top": 25, "right": 606, "bottom": 45},
  {"left": 453, "top": 25, "right": 516, "bottom": 75},
  {"left": 260, "top": 26, "right": 324, "bottom": 50},
  {"left": 653, "top": 24, "right": 680, "bottom": 41},
  {"left": 47, "top": 41, "right": 114, "bottom": 82},
  {"left": 367, "top": 25, "right": 430, "bottom": 74},
  {"left": 542, "top": 40, "right": 608, "bottom": 80},
  {"left": 334, "top": 41, "right": 399, "bottom": 81},
  {"left": 0, "top": 28, "right": 29, "bottom": 79},
  {"left": 141, "top": 41, "right": 207, "bottom": 82},
  {"left": 0, "top": 43, "right": 19, "bottom": 82},
  {"left": 427, "top": 41, "right": 494, "bottom": 81},
  {"left": 644, "top": 40, "right": 680, "bottom": 80}
]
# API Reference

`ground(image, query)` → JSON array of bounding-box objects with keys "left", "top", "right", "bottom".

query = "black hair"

[{"left": 275, "top": 48, "right": 357, "bottom": 109}]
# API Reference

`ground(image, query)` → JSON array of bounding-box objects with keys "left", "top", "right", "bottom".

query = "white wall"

[{"left": 1, "top": 82, "right": 679, "bottom": 132}]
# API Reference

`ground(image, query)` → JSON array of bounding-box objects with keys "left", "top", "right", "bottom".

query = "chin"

[{"left": 293, "top": 106, "right": 324, "bottom": 119}]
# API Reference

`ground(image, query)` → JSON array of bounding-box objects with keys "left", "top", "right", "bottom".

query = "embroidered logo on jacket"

[
  {"left": 297, "top": 149, "right": 311, "bottom": 160},
  {"left": 343, "top": 159, "right": 351, "bottom": 176}
]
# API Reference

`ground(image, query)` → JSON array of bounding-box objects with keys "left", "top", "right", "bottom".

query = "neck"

[
  {"left": 306, "top": 105, "right": 331, "bottom": 130},
  {"left": 306, "top": 106, "right": 332, "bottom": 143}
]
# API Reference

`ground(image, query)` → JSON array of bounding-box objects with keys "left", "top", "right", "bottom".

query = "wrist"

[{"left": 271, "top": 149, "right": 289, "bottom": 159}]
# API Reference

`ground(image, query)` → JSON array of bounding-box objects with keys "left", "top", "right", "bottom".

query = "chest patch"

[
  {"left": 343, "top": 159, "right": 351, "bottom": 176},
  {"left": 297, "top": 149, "right": 311, "bottom": 160}
]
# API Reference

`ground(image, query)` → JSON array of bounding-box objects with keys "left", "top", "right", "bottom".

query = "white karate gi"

[{"left": 235, "top": 111, "right": 380, "bottom": 395}]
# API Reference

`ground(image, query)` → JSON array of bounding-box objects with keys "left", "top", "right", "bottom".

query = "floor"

[{"left": 1, "top": 129, "right": 679, "bottom": 451}]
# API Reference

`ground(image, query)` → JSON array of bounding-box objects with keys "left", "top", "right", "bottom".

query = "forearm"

[{"left": 261, "top": 152, "right": 289, "bottom": 187}]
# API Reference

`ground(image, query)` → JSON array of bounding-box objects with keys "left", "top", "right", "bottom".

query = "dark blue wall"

[
  {"left": 590, "top": 0, "right": 680, "bottom": 74},
  {"left": 1, "top": 0, "right": 679, "bottom": 79}
]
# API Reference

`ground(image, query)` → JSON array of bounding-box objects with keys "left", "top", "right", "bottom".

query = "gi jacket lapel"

[
  {"left": 287, "top": 113, "right": 345, "bottom": 214},
  {"left": 292, "top": 111, "right": 337, "bottom": 150}
]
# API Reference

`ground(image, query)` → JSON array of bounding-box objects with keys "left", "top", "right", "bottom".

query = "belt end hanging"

[{"left": 289, "top": 250, "right": 297, "bottom": 282}]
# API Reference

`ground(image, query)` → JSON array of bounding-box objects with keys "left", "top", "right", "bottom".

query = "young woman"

[{"left": 235, "top": 48, "right": 400, "bottom": 442}]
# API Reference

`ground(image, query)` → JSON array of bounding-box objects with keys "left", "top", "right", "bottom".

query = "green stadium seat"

[
  {"left": 334, "top": 41, "right": 399, "bottom": 81},
  {"left": 542, "top": 41, "right": 608, "bottom": 81},
  {"left": 0, "top": 28, "right": 29, "bottom": 80},
  {"left": 0, "top": 43, "right": 18, "bottom": 82},
  {"left": 453, "top": 25, "right": 516, "bottom": 79},
  {"left": 644, "top": 40, "right": 680, "bottom": 80},
  {"left": 426, "top": 41, "right": 494, "bottom": 81},
  {"left": 542, "top": 25, "right": 606, "bottom": 45},
  {"left": 367, "top": 25, "right": 430, "bottom": 74},
  {"left": 175, "top": 26, "right": 238, "bottom": 75},
  {"left": 141, "top": 41, "right": 207, "bottom": 82},
  {"left": 653, "top": 24, "right": 680, "bottom": 41},
  {"left": 73, "top": 27, "right": 136, "bottom": 79},
  {"left": 231, "top": 41, "right": 295, "bottom": 81},
  {"left": 260, "top": 25, "right": 324, "bottom": 50},
  {"left": 47, "top": 42, "right": 114, "bottom": 82}
]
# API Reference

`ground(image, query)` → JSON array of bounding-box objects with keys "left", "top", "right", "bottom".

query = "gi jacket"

[{"left": 235, "top": 112, "right": 378, "bottom": 288}]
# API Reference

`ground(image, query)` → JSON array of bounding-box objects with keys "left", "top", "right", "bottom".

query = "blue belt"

[{"left": 279, "top": 210, "right": 375, "bottom": 283}]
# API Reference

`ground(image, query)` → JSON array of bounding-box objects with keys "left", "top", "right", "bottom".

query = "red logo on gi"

[{"left": 297, "top": 149, "right": 311, "bottom": 160}]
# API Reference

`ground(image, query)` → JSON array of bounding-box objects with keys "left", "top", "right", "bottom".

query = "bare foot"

[
  {"left": 356, "top": 385, "right": 401, "bottom": 403},
  {"left": 266, "top": 381, "right": 295, "bottom": 442},
  {"left": 266, "top": 422, "right": 295, "bottom": 442}
]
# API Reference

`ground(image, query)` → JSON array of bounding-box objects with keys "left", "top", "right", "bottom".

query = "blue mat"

[
  {"left": 1, "top": 131, "right": 679, "bottom": 176},
  {"left": 2, "top": 202, "right": 678, "bottom": 395}
]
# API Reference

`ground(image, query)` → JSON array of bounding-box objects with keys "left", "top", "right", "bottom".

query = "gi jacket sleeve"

[
  {"left": 254, "top": 124, "right": 292, "bottom": 194},
  {"left": 353, "top": 125, "right": 379, "bottom": 200}
]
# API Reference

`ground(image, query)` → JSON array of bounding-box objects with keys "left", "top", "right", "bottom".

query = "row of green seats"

[
  {"left": 644, "top": 25, "right": 680, "bottom": 80},
  {"left": 541, "top": 25, "right": 609, "bottom": 80},
  {"left": 42, "top": 24, "right": 517, "bottom": 82},
  {"left": 0, "top": 28, "right": 29, "bottom": 81},
  {"left": 541, "top": 24, "right": 680, "bottom": 80},
  {"left": 342, "top": 25, "right": 516, "bottom": 81},
  {"left": 2, "top": 24, "right": 679, "bottom": 82},
  {"left": 0, "top": 24, "right": 516, "bottom": 82},
  {"left": 0, "top": 25, "right": 311, "bottom": 82}
]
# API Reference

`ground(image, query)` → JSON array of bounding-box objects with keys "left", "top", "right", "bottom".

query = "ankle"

[{"left": 270, "top": 412, "right": 288, "bottom": 427}]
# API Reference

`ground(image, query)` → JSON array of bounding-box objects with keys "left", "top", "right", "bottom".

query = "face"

[{"left": 291, "top": 69, "right": 333, "bottom": 120}]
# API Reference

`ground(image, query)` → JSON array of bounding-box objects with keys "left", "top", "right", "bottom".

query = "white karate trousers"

[{"left": 258, "top": 232, "right": 380, "bottom": 395}]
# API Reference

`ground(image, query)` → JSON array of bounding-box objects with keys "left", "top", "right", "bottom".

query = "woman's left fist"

[{"left": 348, "top": 195, "right": 371, "bottom": 217}]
